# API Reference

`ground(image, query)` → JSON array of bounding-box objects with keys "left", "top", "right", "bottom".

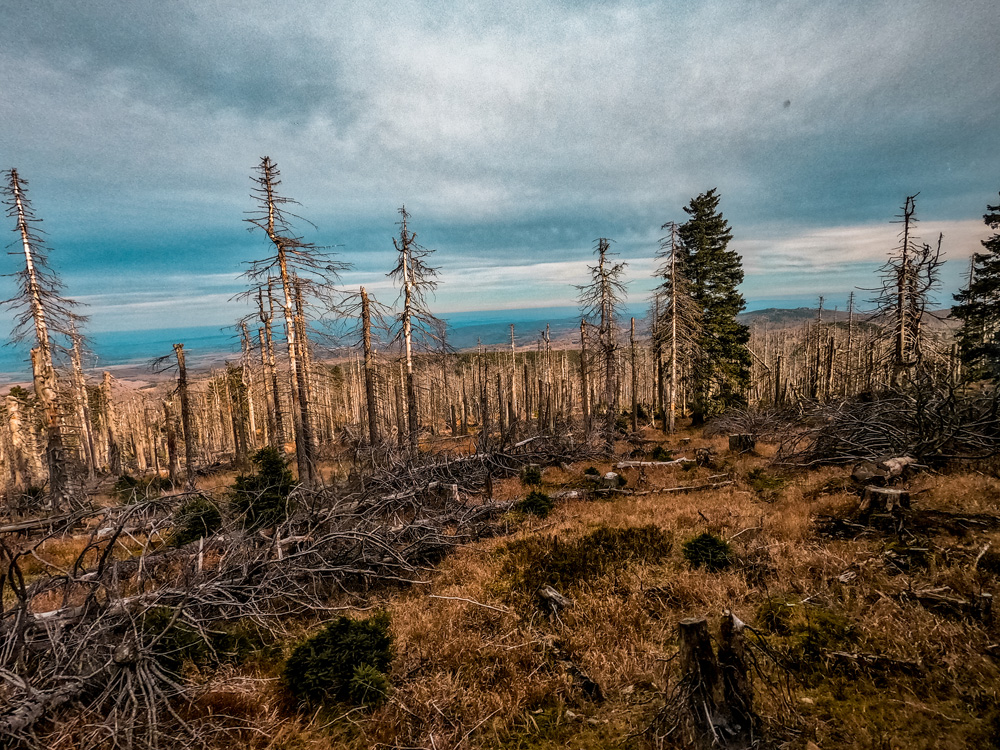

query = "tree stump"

[
  {"left": 728, "top": 434, "right": 755, "bottom": 454},
  {"left": 852, "top": 456, "right": 917, "bottom": 485},
  {"left": 677, "top": 615, "right": 757, "bottom": 749},
  {"left": 859, "top": 486, "right": 911, "bottom": 517}
]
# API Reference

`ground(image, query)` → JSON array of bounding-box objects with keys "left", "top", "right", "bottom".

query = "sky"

[{"left": 1, "top": 0, "right": 998, "bottom": 334}]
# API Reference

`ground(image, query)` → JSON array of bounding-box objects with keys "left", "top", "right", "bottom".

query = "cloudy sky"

[{"left": 1, "top": 0, "right": 997, "bottom": 332}]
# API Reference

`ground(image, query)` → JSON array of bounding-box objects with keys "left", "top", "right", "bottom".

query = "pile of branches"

[
  {"left": 774, "top": 385, "right": 1000, "bottom": 466},
  {"left": 0, "top": 487, "right": 503, "bottom": 746},
  {"left": 704, "top": 405, "right": 810, "bottom": 444},
  {"left": 0, "top": 433, "right": 599, "bottom": 748}
]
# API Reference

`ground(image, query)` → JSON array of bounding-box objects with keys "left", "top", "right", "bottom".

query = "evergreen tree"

[
  {"left": 677, "top": 189, "right": 750, "bottom": 421},
  {"left": 953, "top": 193, "right": 1000, "bottom": 380}
]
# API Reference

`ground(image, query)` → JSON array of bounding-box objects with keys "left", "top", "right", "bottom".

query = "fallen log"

[
  {"left": 615, "top": 458, "right": 695, "bottom": 469},
  {"left": 900, "top": 587, "right": 993, "bottom": 621},
  {"left": 828, "top": 650, "right": 922, "bottom": 674}
]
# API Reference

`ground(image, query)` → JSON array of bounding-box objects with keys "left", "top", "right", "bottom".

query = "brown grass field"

[{"left": 12, "top": 427, "right": 1000, "bottom": 749}]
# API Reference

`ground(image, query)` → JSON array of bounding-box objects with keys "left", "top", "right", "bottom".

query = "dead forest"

[{"left": 1, "top": 163, "right": 999, "bottom": 750}]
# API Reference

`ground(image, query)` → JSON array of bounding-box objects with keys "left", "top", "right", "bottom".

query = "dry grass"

[{"left": 16, "top": 428, "right": 1000, "bottom": 749}]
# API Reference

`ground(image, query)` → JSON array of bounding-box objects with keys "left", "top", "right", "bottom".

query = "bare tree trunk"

[
  {"left": 173, "top": 344, "right": 196, "bottom": 489},
  {"left": 630, "top": 317, "right": 638, "bottom": 432},
  {"left": 102, "top": 372, "right": 121, "bottom": 477},
  {"left": 71, "top": 330, "right": 97, "bottom": 480},
  {"left": 162, "top": 400, "right": 179, "bottom": 486},
  {"left": 579, "top": 320, "right": 591, "bottom": 434},
  {"left": 10, "top": 171, "right": 74, "bottom": 510},
  {"left": 361, "top": 287, "right": 380, "bottom": 447},
  {"left": 257, "top": 159, "right": 311, "bottom": 482}
]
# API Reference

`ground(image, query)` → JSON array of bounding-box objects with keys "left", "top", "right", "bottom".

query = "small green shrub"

[
  {"left": 650, "top": 446, "right": 673, "bottom": 461},
  {"left": 977, "top": 551, "right": 1000, "bottom": 576},
  {"left": 520, "top": 464, "right": 543, "bottom": 487},
  {"left": 284, "top": 612, "right": 393, "bottom": 709},
  {"left": 516, "top": 491, "right": 554, "bottom": 518},
  {"left": 502, "top": 525, "right": 673, "bottom": 598},
  {"left": 142, "top": 607, "right": 209, "bottom": 675},
  {"left": 348, "top": 663, "right": 391, "bottom": 707},
  {"left": 231, "top": 447, "right": 294, "bottom": 529},
  {"left": 142, "top": 608, "right": 274, "bottom": 674},
  {"left": 682, "top": 532, "right": 733, "bottom": 572},
  {"left": 113, "top": 473, "right": 169, "bottom": 503},
  {"left": 112, "top": 473, "right": 141, "bottom": 501},
  {"left": 746, "top": 468, "right": 787, "bottom": 500},
  {"left": 170, "top": 496, "right": 222, "bottom": 547}
]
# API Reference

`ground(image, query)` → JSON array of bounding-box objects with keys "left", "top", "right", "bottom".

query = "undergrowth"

[{"left": 500, "top": 525, "right": 673, "bottom": 602}]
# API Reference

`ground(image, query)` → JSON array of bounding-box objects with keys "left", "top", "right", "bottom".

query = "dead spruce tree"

[
  {"left": 2, "top": 169, "right": 85, "bottom": 511},
  {"left": 578, "top": 238, "right": 628, "bottom": 450},
  {"left": 653, "top": 221, "right": 702, "bottom": 433},
  {"left": 243, "top": 156, "right": 346, "bottom": 483},
  {"left": 389, "top": 206, "right": 441, "bottom": 453},
  {"left": 869, "top": 194, "right": 945, "bottom": 387}
]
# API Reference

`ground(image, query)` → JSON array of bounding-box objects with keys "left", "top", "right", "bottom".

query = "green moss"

[
  {"left": 284, "top": 612, "right": 393, "bottom": 709},
  {"left": 756, "top": 597, "right": 794, "bottom": 635},
  {"left": 745, "top": 468, "right": 787, "bottom": 500},
  {"left": 682, "top": 532, "right": 733, "bottom": 572}
]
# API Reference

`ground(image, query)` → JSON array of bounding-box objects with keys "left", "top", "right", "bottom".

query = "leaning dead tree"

[
  {"left": 389, "top": 205, "right": 441, "bottom": 453},
  {"left": 242, "top": 156, "right": 347, "bottom": 483},
  {"left": 2, "top": 169, "right": 85, "bottom": 511}
]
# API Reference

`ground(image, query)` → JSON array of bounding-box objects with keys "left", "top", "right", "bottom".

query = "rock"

[{"left": 538, "top": 585, "right": 573, "bottom": 612}]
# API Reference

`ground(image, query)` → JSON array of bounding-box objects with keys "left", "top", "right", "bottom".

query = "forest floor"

[{"left": 12, "top": 426, "right": 1000, "bottom": 749}]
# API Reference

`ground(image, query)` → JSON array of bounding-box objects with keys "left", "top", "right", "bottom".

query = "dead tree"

[
  {"left": 173, "top": 344, "right": 196, "bottom": 488},
  {"left": 243, "top": 157, "right": 346, "bottom": 483},
  {"left": 389, "top": 205, "right": 442, "bottom": 453},
  {"left": 654, "top": 221, "right": 702, "bottom": 433},
  {"left": 70, "top": 326, "right": 97, "bottom": 480},
  {"left": 869, "top": 195, "right": 945, "bottom": 387},
  {"left": 578, "top": 238, "right": 628, "bottom": 450},
  {"left": 2, "top": 169, "right": 85, "bottom": 511}
]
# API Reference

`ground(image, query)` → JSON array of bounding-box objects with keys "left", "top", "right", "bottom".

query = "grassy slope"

[{"left": 18, "top": 429, "right": 1000, "bottom": 749}]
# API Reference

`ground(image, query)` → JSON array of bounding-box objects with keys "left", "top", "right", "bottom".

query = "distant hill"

[{"left": 738, "top": 307, "right": 957, "bottom": 331}]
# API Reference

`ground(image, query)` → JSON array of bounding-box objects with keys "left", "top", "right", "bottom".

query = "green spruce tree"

[
  {"left": 953, "top": 193, "right": 1000, "bottom": 380},
  {"left": 677, "top": 189, "right": 750, "bottom": 422}
]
